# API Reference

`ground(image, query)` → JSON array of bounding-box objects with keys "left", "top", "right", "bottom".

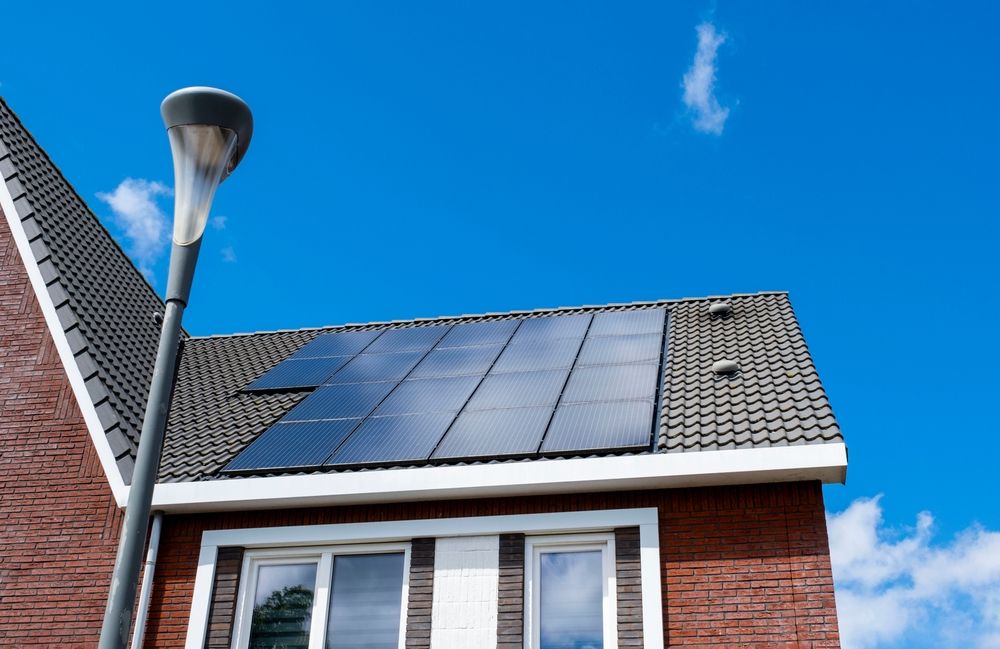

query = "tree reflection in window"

[{"left": 249, "top": 563, "right": 318, "bottom": 649}]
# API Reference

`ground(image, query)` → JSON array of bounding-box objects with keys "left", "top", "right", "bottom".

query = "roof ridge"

[{"left": 185, "top": 291, "right": 790, "bottom": 340}]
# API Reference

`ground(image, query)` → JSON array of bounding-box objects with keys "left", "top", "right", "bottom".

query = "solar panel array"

[{"left": 225, "top": 309, "right": 667, "bottom": 473}]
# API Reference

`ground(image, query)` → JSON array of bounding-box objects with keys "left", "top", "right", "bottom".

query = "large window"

[
  {"left": 233, "top": 544, "right": 409, "bottom": 649},
  {"left": 525, "top": 534, "right": 617, "bottom": 649}
]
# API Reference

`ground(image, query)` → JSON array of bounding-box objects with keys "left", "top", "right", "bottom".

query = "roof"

[
  {"left": 0, "top": 98, "right": 171, "bottom": 483},
  {"left": 160, "top": 291, "right": 843, "bottom": 483}
]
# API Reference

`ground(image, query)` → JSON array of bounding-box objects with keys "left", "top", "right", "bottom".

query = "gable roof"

[
  {"left": 160, "top": 291, "right": 843, "bottom": 483},
  {"left": 0, "top": 98, "right": 172, "bottom": 485}
]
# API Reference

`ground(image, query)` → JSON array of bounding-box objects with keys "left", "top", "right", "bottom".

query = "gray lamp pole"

[{"left": 98, "top": 87, "right": 253, "bottom": 649}]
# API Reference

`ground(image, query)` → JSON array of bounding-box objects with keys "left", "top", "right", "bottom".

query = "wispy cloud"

[
  {"left": 221, "top": 245, "right": 237, "bottom": 263},
  {"left": 829, "top": 496, "right": 1000, "bottom": 649},
  {"left": 96, "top": 178, "right": 171, "bottom": 277},
  {"left": 681, "top": 22, "right": 730, "bottom": 135},
  {"left": 211, "top": 215, "right": 228, "bottom": 230}
]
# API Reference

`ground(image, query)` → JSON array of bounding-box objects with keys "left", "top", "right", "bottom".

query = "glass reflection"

[
  {"left": 249, "top": 563, "right": 318, "bottom": 649},
  {"left": 540, "top": 551, "right": 604, "bottom": 649},
  {"left": 326, "top": 553, "right": 405, "bottom": 649}
]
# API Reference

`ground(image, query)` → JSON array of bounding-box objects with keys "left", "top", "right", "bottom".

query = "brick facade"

[{"left": 0, "top": 208, "right": 841, "bottom": 648}]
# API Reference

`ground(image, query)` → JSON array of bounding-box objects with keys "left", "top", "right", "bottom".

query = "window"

[
  {"left": 233, "top": 544, "right": 409, "bottom": 649},
  {"left": 525, "top": 534, "right": 617, "bottom": 649}
]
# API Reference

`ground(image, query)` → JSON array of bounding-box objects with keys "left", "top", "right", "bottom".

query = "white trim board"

[
  {"left": 149, "top": 442, "right": 847, "bottom": 514},
  {"left": 0, "top": 177, "right": 128, "bottom": 506},
  {"left": 185, "top": 508, "right": 663, "bottom": 649}
]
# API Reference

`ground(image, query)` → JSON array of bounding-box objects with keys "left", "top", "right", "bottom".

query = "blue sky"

[{"left": 1, "top": 2, "right": 997, "bottom": 646}]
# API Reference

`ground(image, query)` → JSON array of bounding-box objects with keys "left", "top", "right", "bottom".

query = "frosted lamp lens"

[{"left": 167, "top": 125, "right": 238, "bottom": 245}]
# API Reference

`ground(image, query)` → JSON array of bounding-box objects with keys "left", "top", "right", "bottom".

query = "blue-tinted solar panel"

[
  {"left": 224, "top": 420, "right": 362, "bottom": 471},
  {"left": 491, "top": 338, "right": 582, "bottom": 374},
  {"left": 364, "top": 325, "right": 451, "bottom": 353},
  {"left": 465, "top": 370, "right": 568, "bottom": 410},
  {"left": 283, "top": 381, "right": 396, "bottom": 421},
  {"left": 542, "top": 401, "right": 654, "bottom": 453},
  {"left": 328, "top": 351, "right": 425, "bottom": 384},
  {"left": 289, "top": 330, "right": 381, "bottom": 359},
  {"left": 373, "top": 376, "right": 481, "bottom": 416},
  {"left": 432, "top": 406, "right": 553, "bottom": 459},
  {"left": 245, "top": 357, "right": 353, "bottom": 391},
  {"left": 326, "top": 413, "right": 455, "bottom": 466},
  {"left": 560, "top": 363, "right": 659, "bottom": 403},
  {"left": 588, "top": 309, "right": 665, "bottom": 337},
  {"left": 436, "top": 320, "right": 519, "bottom": 348},
  {"left": 409, "top": 345, "right": 503, "bottom": 379},
  {"left": 576, "top": 333, "right": 662, "bottom": 367},
  {"left": 509, "top": 314, "right": 592, "bottom": 344}
]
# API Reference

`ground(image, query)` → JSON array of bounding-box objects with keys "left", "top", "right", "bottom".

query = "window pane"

[
  {"left": 540, "top": 551, "right": 604, "bottom": 649},
  {"left": 249, "top": 563, "right": 318, "bottom": 649},
  {"left": 327, "top": 553, "right": 405, "bottom": 649}
]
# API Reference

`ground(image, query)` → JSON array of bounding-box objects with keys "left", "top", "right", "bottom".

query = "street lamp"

[{"left": 98, "top": 87, "right": 253, "bottom": 649}]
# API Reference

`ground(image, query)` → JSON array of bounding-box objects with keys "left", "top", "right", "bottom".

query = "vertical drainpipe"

[{"left": 130, "top": 512, "right": 164, "bottom": 649}]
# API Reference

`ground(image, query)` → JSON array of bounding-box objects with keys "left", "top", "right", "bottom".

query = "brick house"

[{"left": 0, "top": 97, "right": 847, "bottom": 648}]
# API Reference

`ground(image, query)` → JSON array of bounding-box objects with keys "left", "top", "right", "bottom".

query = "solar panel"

[
  {"left": 560, "top": 363, "right": 660, "bottom": 403},
  {"left": 464, "top": 370, "right": 569, "bottom": 410},
  {"left": 490, "top": 338, "right": 582, "bottom": 374},
  {"left": 328, "top": 351, "right": 426, "bottom": 384},
  {"left": 326, "top": 413, "right": 455, "bottom": 466},
  {"left": 541, "top": 400, "right": 654, "bottom": 454},
  {"left": 409, "top": 345, "right": 504, "bottom": 379},
  {"left": 588, "top": 309, "right": 665, "bottom": 337},
  {"left": 576, "top": 333, "right": 662, "bottom": 367},
  {"left": 282, "top": 381, "right": 397, "bottom": 421},
  {"left": 363, "top": 325, "right": 451, "bottom": 354},
  {"left": 288, "top": 330, "right": 381, "bottom": 359},
  {"left": 432, "top": 406, "right": 553, "bottom": 459},
  {"left": 373, "top": 376, "right": 481, "bottom": 416},
  {"left": 509, "top": 314, "right": 592, "bottom": 344},
  {"left": 436, "top": 320, "right": 519, "bottom": 348},
  {"left": 245, "top": 356, "right": 353, "bottom": 391},
  {"left": 223, "top": 419, "right": 362, "bottom": 471}
]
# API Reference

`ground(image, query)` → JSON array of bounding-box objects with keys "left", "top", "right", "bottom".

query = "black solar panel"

[
  {"left": 541, "top": 401, "right": 654, "bottom": 453},
  {"left": 432, "top": 406, "right": 553, "bottom": 459},
  {"left": 328, "top": 351, "right": 426, "bottom": 384},
  {"left": 223, "top": 420, "right": 361, "bottom": 471},
  {"left": 326, "top": 413, "right": 455, "bottom": 466},
  {"left": 561, "top": 363, "right": 660, "bottom": 403},
  {"left": 589, "top": 309, "right": 665, "bottom": 337},
  {"left": 245, "top": 356, "right": 353, "bottom": 391},
  {"left": 437, "top": 320, "right": 519, "bottom": 348},
  {"left": 491, "top": 338, "right": 582, "bottom": 374},
  {"left": 282, "top": 381, "right": 397, "bottom": 421},
  {"left": 510, "top": 314, "right": 591, "bottom": 343},
  {"left": 373, "top": 376, "right": 481, "bottom": 416},
  {"left": 576, "top": 333, "right": 662, "bottom": 367},
  {"left": 363, "top": 325, "right": 451, "bottom": 353},
  {"left": 464, "top": 370, "right": 569, "bottom": 410},
  {"left": 409, "top": 345, "right": 504, "bottom": 379},
  {"left": 289, "top": 330, "right": 382, "bottom": 359}
]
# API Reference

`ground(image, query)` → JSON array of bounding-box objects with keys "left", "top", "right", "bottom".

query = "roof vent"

[
  {"left": 712, "top": 359, "right": 740, "bottom": 375},
  {"left": 709, "top": 302, "right": 732, "bottom": 317}
]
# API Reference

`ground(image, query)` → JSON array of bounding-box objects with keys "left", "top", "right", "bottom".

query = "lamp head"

[{"left": 161, "top": 87, "right": 253, "bottom": 245}]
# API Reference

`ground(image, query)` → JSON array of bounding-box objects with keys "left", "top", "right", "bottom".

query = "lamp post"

[{"left": 98, "top": 87, "right": 253, "bottom": 649}]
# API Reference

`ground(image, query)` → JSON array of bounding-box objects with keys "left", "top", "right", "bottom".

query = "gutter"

[{"left": 130, "top": 511, "right": 163, "bottom": 649}]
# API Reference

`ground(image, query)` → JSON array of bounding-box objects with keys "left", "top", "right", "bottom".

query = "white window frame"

[
  {"left": 231, "top": 543, "right": 411, "bottom": 649},
  {"left": 524, "top": 533, "right": 618, "bottom": 649},
  {"left": 186, "top": 509, "right": 663, "bottom": 649}
]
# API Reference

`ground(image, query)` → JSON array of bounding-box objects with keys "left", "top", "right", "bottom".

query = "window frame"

[
  {"left": 231, "top": 542, "right": 411, "bottom": 649},
  {"left": 523, "top": 533, "right": 618, "bottom": 649}
]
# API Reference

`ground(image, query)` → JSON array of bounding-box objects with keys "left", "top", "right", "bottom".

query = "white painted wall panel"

[{"left": 430, "top": 535, "right": 500, "bottom": 649}]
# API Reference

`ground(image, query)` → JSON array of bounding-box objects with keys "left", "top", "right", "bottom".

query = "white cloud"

[
  {"left": 681, "top": 22, "right": 730, "bottom": 135},
  {"left": 96, "top": 178, "right": 171, "bottom": 276},
  {"left": 211, "top": 215, "right": 228, "bottom": 230},
  {"left": 221, "top": 246, "right": 237, "bottom": 263},
  {"left": 829, "top": 496, "right": 1000, "bottom": 649}
]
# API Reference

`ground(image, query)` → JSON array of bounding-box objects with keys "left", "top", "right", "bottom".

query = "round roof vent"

[
  {"left": 709, "top": 302, "right": 732, "bottom": 317},
  {"left": 712, "top": 359, "right": 740, "bottom": 375}
]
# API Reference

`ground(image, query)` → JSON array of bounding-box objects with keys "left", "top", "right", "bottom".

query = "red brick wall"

[
  {"left": 0, "top": 211, "right": 122, "bottom": 646},
  {"left": 145, "top": 482, "right": 840, "bottom": 649}
]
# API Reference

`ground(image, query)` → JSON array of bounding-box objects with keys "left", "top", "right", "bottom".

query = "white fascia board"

[
  {"left": 149, "top": 442, "right": 847, "bottom": 514},
  {"left": 0, "top": 180, "right": 128, "bottom": 506}
]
